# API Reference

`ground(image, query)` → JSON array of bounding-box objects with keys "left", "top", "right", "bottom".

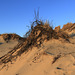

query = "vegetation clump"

[{"left": 0, "top": 19, "right": 70, "bottom": 64}]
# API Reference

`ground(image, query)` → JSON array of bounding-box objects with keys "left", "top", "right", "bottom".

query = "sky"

[{"left": 0, "top": 0, "right": 75, "bottom": 37}]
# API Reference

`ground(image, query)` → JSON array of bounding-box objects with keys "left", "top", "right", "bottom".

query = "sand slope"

[
  {"left": 0, "top": 40, "right": 18, "bottom": 57},
  {"left": 0, "top": 36, "right": 18, "bottom": 57},
  {"left": 0, "top": 38, "right": 75, "bottom": 75},
  {"left": 0, "top": 34, "right": 24, "bottom": 58}
]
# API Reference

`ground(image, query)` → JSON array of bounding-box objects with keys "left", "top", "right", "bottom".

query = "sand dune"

[
  {"left": 0, "top": 23, "right": 75, "bottom": 75},
  {"left": 0, "top": 38, "right": 75, "bottom": 75}
]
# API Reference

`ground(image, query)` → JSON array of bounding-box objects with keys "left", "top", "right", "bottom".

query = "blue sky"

[{"left": 0, "top": 0, "right": 75, "bottom": 37}]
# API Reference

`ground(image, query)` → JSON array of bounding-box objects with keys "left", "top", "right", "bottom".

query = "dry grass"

[{"left": 0, "top": 20, "right": 70, "bottom": 64}]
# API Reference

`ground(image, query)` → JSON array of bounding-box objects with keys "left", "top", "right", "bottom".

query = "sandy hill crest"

[
  {"left": 62, "top": 23, "right": 75, "bottom": 31},
  {"left": 54, "top": 23, "right": 75, "bottom": 32},
  {"left": 0, "top": 34, "right": 25, "bottom": 42}
]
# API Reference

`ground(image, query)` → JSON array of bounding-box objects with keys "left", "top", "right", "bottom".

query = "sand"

[
  {"left": 0, "top": 36, "right": 18, "bottom": 57},
  {"left": 0, "top": 35, "right": 75, "bottom": 75}
]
